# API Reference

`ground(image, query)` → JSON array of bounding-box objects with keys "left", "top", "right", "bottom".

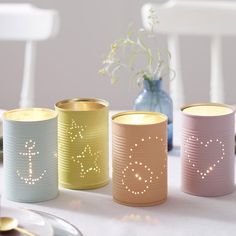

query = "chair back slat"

[
  {"left": 0, "top": 4, "right": 59, "bottom": 107},
  {"left": 142, "top": 1, "right": 236, "bottom": 105}
]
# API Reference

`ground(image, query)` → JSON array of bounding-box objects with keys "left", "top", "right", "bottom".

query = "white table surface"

[{"left": 0, "top": 110, "right": 236, "bottom": 236}]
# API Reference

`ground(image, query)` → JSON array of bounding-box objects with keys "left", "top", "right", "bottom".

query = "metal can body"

[
  {"left": 55, "top": 98, "right": 109, "bottom": 189},
  {"left": 181, "top": 103, "right": 235, "bottom": 196},
  {"left": 3, "top": 108, "right": 58, "bottom": 203},
  {"left": 112, "top": 111, "right": 168, "bottom": 206}
]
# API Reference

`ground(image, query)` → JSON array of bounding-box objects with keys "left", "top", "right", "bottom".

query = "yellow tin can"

[{"left": 55, "top": 98, "right": 109, "bottom": 189}]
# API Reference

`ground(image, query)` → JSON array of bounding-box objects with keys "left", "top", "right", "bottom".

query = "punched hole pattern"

[
  {"left": 72, "top": 144, "right": 101, "bottom": 178},
  {"left": 17, "top": 140, "right": 46, "bottom": 185},
  {"left": 67, "top": 119, "right": 87, "bottom": 142},
  {"left": 121, "top": 136, "right": 167, "bottom": 195},
  {"left": 67, "top": 119, "right": 101, "bottom": 177},
  {"left": 184, "top": 136, "right": 225, "bottom": 179}
]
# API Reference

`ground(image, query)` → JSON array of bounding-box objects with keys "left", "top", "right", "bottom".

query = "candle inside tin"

[
  {"left": 113, "top": 113, "right": 166, "bottom": 125},
  {"left": 182, "top": 105, "right": 233, "bottom": 116},
  {"left": 55, "top": 98, "right": 109, "bottom": 190},
  {"left": 112, "top": 111, "right": 168, "bottom": 206},
  {"left": 3, "top": 108, "right": 57, "bottom": 121},
  {"left": 3, "top": 107, "right": 58, "bottom": 202}
]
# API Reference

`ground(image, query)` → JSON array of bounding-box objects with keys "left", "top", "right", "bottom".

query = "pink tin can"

[{"left": 181, "top": 103, "right": 235, "bottom": 197}]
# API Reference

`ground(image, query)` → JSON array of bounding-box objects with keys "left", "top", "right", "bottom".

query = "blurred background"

[{"left": 0, "top": 0, "right": 236, "bottom": 110}]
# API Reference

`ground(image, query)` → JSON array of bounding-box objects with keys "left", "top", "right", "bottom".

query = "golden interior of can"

[
  {"left": 112, "top": 111, "right": 167, "bottom": 125},
  {"left": 55, "top": 98, "right": 108, "bottom": 111},
  {"left": 3, "top": 108, "right": 57, "bottom": 121},
  {"left": 181, "top": 103, "right": 234, "bottom": 116}
]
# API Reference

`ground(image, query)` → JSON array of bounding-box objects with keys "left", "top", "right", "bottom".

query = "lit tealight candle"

[
  {"left": 113, "top": 112, "right": 166, "bottom": 125},
  {"left": 3, "top": 108, "right": 57, "bottom": 121},
  {"left": 182, "top": 104, "right": 233, "bottom": 116}
]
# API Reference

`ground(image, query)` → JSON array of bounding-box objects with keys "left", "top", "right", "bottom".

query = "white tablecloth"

[{"left": 0, "top": 111, "right": 236, "bottom": 236}]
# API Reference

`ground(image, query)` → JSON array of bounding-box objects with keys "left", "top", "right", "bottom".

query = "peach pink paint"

[{"left": 112, "top": 111, "right": 168, "bottom": 206}]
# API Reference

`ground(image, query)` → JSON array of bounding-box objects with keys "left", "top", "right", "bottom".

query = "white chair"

[
  {"left": 0, "top": 4, "right": 59, "bottom": 107},
  {"left": 142, "top": 0, "right": 236, "bottom": 108}
]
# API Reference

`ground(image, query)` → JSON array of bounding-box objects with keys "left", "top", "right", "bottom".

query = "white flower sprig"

[{"left": 99, "top": 7, "right": 175, "bottom": 85}]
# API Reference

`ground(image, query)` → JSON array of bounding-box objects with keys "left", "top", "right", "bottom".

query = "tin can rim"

[
  {"left": 112, "top": 111, "right": 168, "bottom": 126},
  {"left": 180, "top": 102, "right": 235, "bottom": 117},
  {"left": 55, "top": 98, "right": 109, "bottom": 111},
  {"left": 2, "top": 108, "right": 58, "bottom": 122}
]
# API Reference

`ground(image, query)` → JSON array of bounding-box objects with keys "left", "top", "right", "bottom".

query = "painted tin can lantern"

[
  {"left": 55, "top": 98, "right": 109, "bottom": 189},
  {"left": 181, "top": 103, "right": 235, "bottom": 197},
  {"left": 112, "top": 111, "right": 168, "bottom": 206},
  {"left": 3, "top": 108, "right": 58, "bottom": 203}
]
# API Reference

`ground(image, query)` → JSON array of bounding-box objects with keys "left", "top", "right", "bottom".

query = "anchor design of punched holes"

[
  {"left": 121, "top": 136, "right": 167, "bottom": 195},
  {"left": 185, "top": 136, "right": 225, "bottom": 179},
  {"left": 17, "top": 140, "right": 46, "bottom": 185},
  {"left": 68, "top": 119, "right": 101, "bottom": 177}
]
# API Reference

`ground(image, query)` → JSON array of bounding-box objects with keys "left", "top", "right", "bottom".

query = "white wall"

[{"left": 0, "top": 0, "right": 236, "bottom": 110}]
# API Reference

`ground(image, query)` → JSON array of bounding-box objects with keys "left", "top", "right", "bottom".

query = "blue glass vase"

[{"left": 133, "top": 79, "right": 173, "bottom": 151}]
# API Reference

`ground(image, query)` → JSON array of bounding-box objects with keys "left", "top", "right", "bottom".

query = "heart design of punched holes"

[{"left": 184, "top": 136, "right": 225, "bottom": 179}]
